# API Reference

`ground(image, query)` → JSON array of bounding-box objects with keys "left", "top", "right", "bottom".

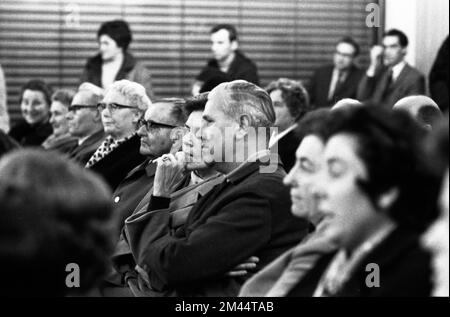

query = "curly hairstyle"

[
  {"left": 0, "top": 149, "right": 114, "bottom": 296},
  {"left": 266, "top": 78, "right": 311, "bottom": 121}
]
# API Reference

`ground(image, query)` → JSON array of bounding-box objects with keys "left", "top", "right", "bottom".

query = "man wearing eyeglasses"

[
  {"left": 67, "top": 83, "right": 106, "bottom": 165},
  {"left": 85, "top": 80, "right": 149, "bottom": 191},
  {"left": 108, "top": 98, "right": 188, "bottom": 241},
  {"left": 308, "top": 37, "right": 364, "bottom": 109}
]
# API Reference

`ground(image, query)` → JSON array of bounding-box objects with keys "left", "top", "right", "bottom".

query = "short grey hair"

[
  {"left": 76, "top": 83, "right": 104, "bottom": 107},
  {"left": 106, "top": 80, "right": 152, "bottom": 112},
  {"left": 215, "top": 80, "right": 275, "bottom": 128}
]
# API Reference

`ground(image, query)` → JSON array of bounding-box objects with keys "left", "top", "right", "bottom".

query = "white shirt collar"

[{"left": 392, "top": 60, "right": 407, "bottom": 81}]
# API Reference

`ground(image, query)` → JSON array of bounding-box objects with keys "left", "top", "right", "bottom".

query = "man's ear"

[
  {"left": 231, "top": 40, "right": 239, "bottom": 51},
  {"left": 235, "top": 114, "right": 250, "bottom": 140},
  {"left": 93, "top": 109, "right": 102, "bottom": 123},
  {"left": 377, "top": 187, "right": 399, "bottom": 211},
  {"left": 169, "top": 127, "right": 186, "bottom": 154}
]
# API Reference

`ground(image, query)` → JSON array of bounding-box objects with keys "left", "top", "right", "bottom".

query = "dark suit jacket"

[
  {"left": 88, "top": 134, "right": 147, "bottom": 191},
  {"left": 69, "top": 129, "right": 106, "bottom": 165},
  {"left": 287, "top": 228, "right": 433, "bottom": 297},
  {"left": 308, "top": 64, "right": 365, "bottom": 109},
  {"left": 123, "top": 161, "right": 310, "bottom": 297},
  {"left": 9, "top": 120, "right": 53, "bottom": 147},
  {"left": 197, "top": 50, "right": 260, "bottom": 86},
  {"left": 357, "top": 64, "right": 426, "bottom": 108},
  {"left": 111, "top": 160, "right": 157, "bottom": 239},
  {"left": 429, "top": 36, "right": 449, "bottom": 112}
]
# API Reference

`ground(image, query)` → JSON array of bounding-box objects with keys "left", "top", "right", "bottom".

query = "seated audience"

[
  {"left": 9, "top": 79, "right": 53, "bottom": 146},
  {"left": 86, "top": 80, "right": 149, "bottom": 191},
  {"left": 80, "top": 19, "right": 154, "bottom": 99},
  {"left": 110, "top": 98, "right": 188, "bottom": 238},
  {"left": 115, "top": 80, "right": 309, "bottom": 297},
  {"left": 393, "top": 95, "right": 443, "bottom": 131},
  {"left": 266, "top": 78, "right": 311, "bottom": 171},
  {"left": 286, "top": 106, "right": 440, "bottom": 296},
  {"left": 422, "top": 117, "right": 449, "bottom": 297},
  {"left": 240, "top": 109, "right": 340, "bottom": 297},
  {"left": 0, "top": 64, "right": 9, "bottom": 133},
  {"left": 42, "top": 89, "right": 78, "bottom": 154},
  {"left": 358, "top": 29, "right": 426, "bottom": 108},
  {"left": 429, "top": 36, "right": 449, "bottom": 112},
  {"left": 104, "top": 93, "right": 224, "bottom": 296},
  {"left": 0, "top": 149, "right": 114, "bottom": 296},
  {"left": 67, "top": 83, "right": 106, "bottom": 165},
  {"left": 308, "top": 37, "right": 364, "bottom": 109}
]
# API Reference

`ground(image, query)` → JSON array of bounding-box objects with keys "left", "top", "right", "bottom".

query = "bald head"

[
  {"left": 394, "top": 96, "right": 443, "bottom": 130},
  {"left": 331, "top": 98, "right": 363, "bottom": 111}
]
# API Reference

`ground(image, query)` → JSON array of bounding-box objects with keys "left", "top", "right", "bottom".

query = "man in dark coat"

[
  {"left": 358, "top": 29, "right": 425, "bottom": 108},
  {"left": 308, "top": 37, "right": 364, "bottom": 109},
  {"left": 192, "top": 24, "right": 259, "bottom": 95},
  {"left": 118, "top": 80, "right": 309, "bottom": 297}
]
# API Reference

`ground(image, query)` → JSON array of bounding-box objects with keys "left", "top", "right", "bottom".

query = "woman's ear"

[{"left": 377, "top": 187, "right": 399, "bottom": 211}]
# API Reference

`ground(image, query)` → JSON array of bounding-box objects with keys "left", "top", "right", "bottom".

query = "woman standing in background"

[{"left": 80, "top": 20, "right": 154, "bottom": 100}]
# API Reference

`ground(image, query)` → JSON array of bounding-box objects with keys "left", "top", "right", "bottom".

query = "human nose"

[{"left": 284, "top": 163, "right": 299, "bottom": 188}]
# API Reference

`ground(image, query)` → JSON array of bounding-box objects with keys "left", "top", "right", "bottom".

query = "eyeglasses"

[
  {"left": 69, "top": 105, "right": 98, "bottom": 112},
  {"left": 97, "top": 102, "right": 136, "bottom": 112},
  {"left": 138, "top": 118, "right": 178, "bottom": 131}
]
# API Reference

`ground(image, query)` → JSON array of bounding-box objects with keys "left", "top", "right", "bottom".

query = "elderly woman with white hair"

[{"left": 86, "top": 79, "right": 150, "bottom": 190}]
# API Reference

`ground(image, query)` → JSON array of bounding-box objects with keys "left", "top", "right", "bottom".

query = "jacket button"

[{"left": 114, "top": 196, "right": 120, "bottom": 203}]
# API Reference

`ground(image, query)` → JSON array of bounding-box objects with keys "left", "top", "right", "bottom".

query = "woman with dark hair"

[
  {"left": 80, "top": 19, "right": 154, "bottom": 99},
  {"left": 0, "top": 149, "right": 114, "bottom": 296},
  {"left": 285, "top": 106, "right": 440, "bottom": 297},
  {"left": 9, "top": 79, "right": 53, "bottom": 146},
  {"left": 42, "top": 89, "right": 78, "bottom": 154},
  {"left": 240, "top": 109, "right": 340, "bottom": 297}
]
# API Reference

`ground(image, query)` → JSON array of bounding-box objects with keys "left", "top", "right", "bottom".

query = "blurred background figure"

[
  {"left": 308, "top": 37, "right": 364, "bottom": 109},
  {"left": 0, "top": 149, "right": 114, "bottom": 297},
  {"left": 67, "top": 83, "right": 106, "bottom": 165},
  {"left": 86, "top": 79, "right": 149, "bottom": 191},
  {"left": 422, "top": 117, "right": 449, "bottom": 297},
  {"left": 80, "top": 20, "right": 154, "bottom": 100},
  {"left": 266, "top": 78, "right": 311, "bottom": 171},
  {"left": 358, "top": 29, "right": 425, "bottom": 108},
  {"left": 42, "top": 89, "right": 78, "bottom": 154},
  {"left": 393, "top": 95, "right": 443, "bottom": 131},
  {"left": 9, "top": 79, "right": 53, "bottom": 146},
  {"left": 0, "top": 64, "right": 9, "bottom": 133},
  {"left": 429, "top": 36, "right": 449, "bottom": 113},
  {"left": 192, "top": 24, "right": 259, "bottom": 96}
]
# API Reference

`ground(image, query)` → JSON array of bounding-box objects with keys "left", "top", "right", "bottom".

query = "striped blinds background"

[{"left": 0, "top": 0, "right": 378, "bottom": 124}]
